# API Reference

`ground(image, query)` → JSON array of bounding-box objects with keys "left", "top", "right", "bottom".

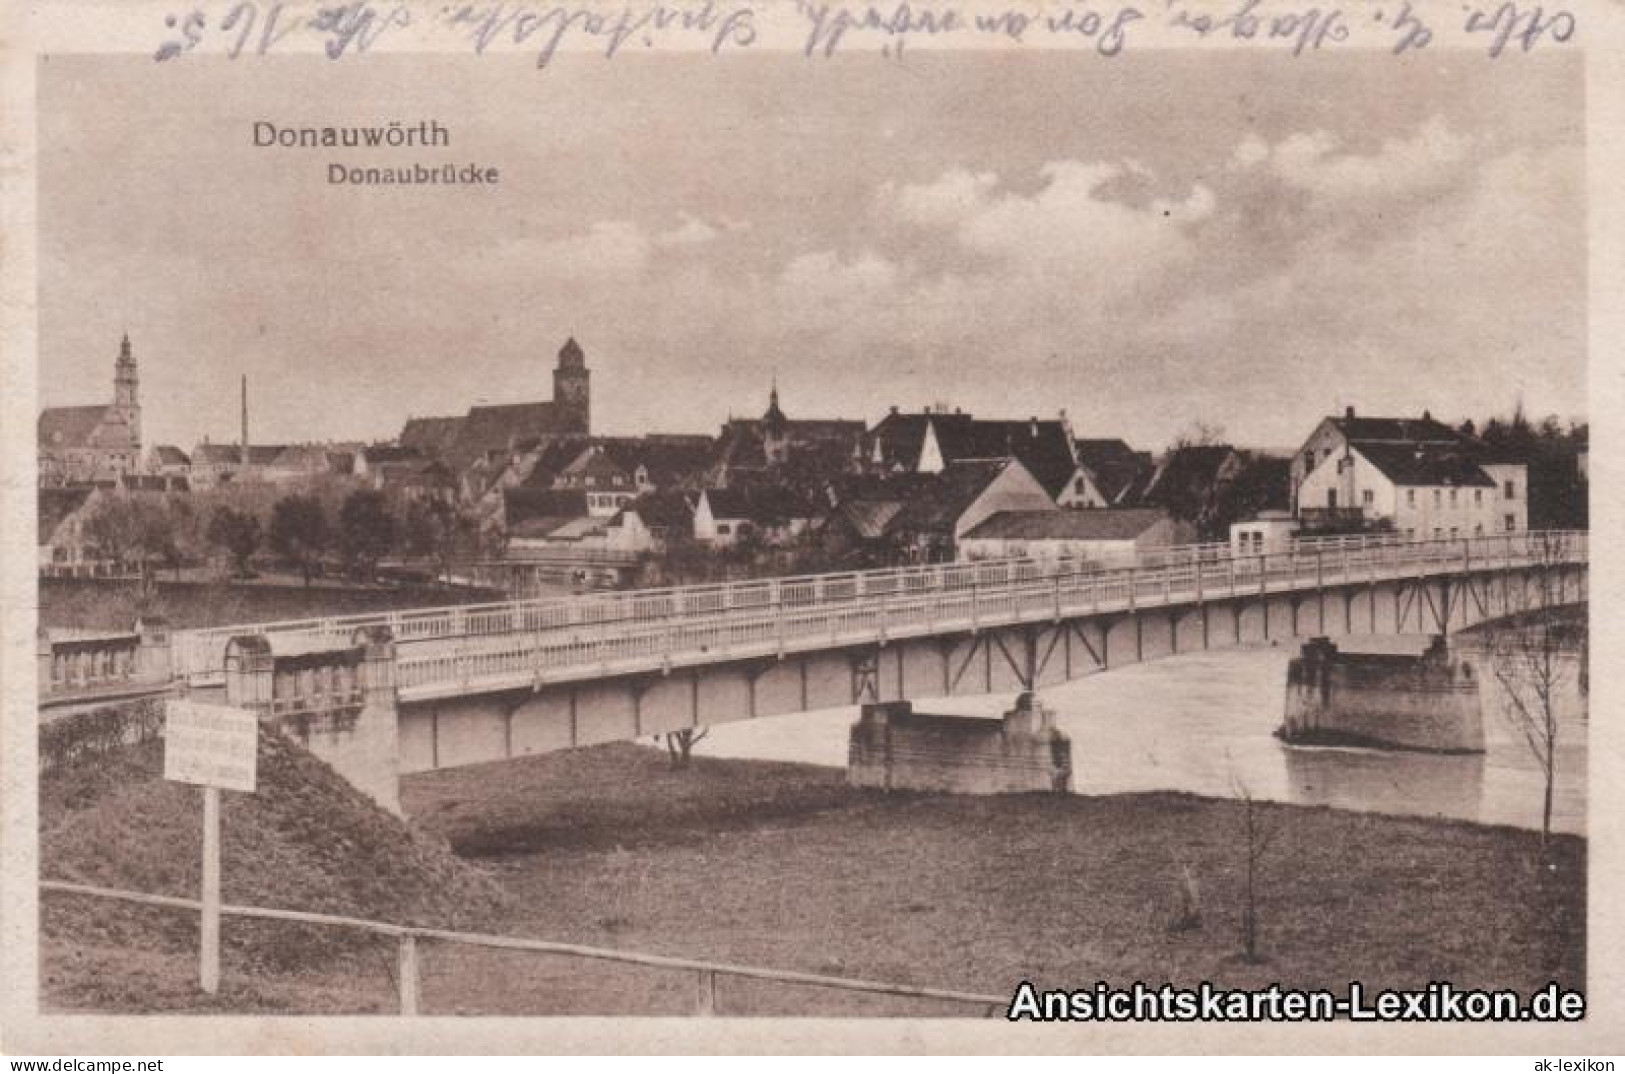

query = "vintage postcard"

[{"left": 2, "top": 0, "right": 1622, "bottom": 1055}]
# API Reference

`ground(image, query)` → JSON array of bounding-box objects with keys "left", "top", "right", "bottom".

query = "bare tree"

[
  {"left": 659, "top": 727, "right": 709, "bottom": 768},
  {"left": 1483, "top": 531, "right": 1579, "bottom": 852},
  {"left": 1230, "top": 775, "right": 1281, "bottom": 964}
]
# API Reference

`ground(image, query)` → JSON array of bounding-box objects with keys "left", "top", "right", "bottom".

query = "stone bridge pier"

[{"left": 224, "top": 626, "right": 402, "bottom": 814}]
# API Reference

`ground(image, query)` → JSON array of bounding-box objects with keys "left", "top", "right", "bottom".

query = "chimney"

[
  {"left": 1030, "top": 417, "right": 1039, "bottom": 436},
  {"left": 241, "top": 374, "right": 249, "bottom": 457},
  {"left": 1422, "top": 409, "right": 1432, "bottom": 422},
  {"left": 1345, "top": 405, "right": 1355, "bottom": 420}
]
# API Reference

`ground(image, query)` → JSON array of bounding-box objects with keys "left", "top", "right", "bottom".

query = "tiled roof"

[
  {"left": 504, "top": 487, "right": 590, "bottom": 525},
  {"left": 151, "top": 445, "right": 191, "bottom": 466},
  {"left": 867, "top": 411, "right": 1077, "bottom": 497},
  {"left": 1333, "top": 414, "right": 1462, "bottom": 445},
  {"left": 1354, "top": 443, "right": 1495, "bottom": 488},
  {"left": 400, "top": 416, "right": 465, "bottom": 455},
  {"left": 836, "top": 499, "right": 905, "bottom": 540},
  {"left": 703, "top": 485, "right": 818, "bottom": 523},
  {"left": 614, "top": 490, "right": 694, "bottom": 530},
  {"left": 362, "top": 444, "right": 426, "bottom": 465},
  {"left": 1139, "top": 445, "right": 1242, "bottom": 507},
  {"left": 891, "top": 459, "right": 1010, "bottom": 535},
  {"left": 446, "top": 402, "right": 570, "bottom": 471},
  {"left": 963, "top": 508, "right": 1170, "bottom": 542},
  {"left": 38, "top": 405, "right": 109, "bottom": 450}
]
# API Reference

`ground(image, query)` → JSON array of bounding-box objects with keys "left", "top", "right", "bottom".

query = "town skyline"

[{"left": 40, "top": 51, "right": 1584, "bottom": 452}]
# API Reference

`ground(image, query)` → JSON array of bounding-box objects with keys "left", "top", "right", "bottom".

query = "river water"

[{"left": 695, "top": 636, "right": 1587, "bottom": 836}]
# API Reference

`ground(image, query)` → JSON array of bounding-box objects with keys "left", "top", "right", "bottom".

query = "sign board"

[{"left": 164, "top": 699, "right": 258, "bottom": 793}]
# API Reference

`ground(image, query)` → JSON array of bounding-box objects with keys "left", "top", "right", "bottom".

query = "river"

[{"left": 694, "top": 635, "right": 1587, "bottom": 835}]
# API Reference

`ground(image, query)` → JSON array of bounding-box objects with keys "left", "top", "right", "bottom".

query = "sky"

[{"left": 38, "top": 49, "right": 1585, "bottom": 453}]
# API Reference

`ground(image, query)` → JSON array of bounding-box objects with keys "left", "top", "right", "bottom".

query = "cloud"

[
  {"left": 1238, "top": 116, "right": 1471, "bottom": 198},
  {"left": 880, "top": 167, "right": 999, "bottom": 228},
  {"left": 535, "top": 219, "right": 651, "bottom": 279}
]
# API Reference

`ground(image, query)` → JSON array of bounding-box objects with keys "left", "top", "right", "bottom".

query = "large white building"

[{"left": 1293, "top": 408, "right": 1527, "bottom": 540}]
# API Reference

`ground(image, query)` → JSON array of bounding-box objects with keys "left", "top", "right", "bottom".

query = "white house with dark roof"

[{"left": 1293, "top": 408, "right": 1527, "bottom": 540}]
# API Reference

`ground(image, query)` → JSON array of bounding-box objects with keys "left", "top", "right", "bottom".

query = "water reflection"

[{"left": 695, "top": 637, "right": 1586, "bottom": 835}]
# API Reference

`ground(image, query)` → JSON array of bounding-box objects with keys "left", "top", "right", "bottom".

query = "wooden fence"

[{"left": 40, "top": 879, "right": 1008, "bottom": 1017}]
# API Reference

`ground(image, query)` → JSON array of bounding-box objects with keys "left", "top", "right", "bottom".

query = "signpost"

[{"left": 164, "top": 699, "right": 258, "bottom": 994}]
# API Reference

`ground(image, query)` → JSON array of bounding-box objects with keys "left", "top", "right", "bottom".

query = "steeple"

[
  {"left": 114, "top": 332, "right": 138, "bottom": 411},
  {"left": 763, "top": 378, "right": 786, "bottom": 426},
  {"left": 111, "top": 331, "right": 142, "bottom": 457},
  {"left": 553, "top": 336, "right": 591, "bottom": 434}
]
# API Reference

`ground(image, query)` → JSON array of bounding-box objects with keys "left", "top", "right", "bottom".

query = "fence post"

[
  {"left": 695, "top": 969, "right": 719, "bottom": 1016},
  {"left": 398, "top": 934, "right": 421, "bottom": 1015}
]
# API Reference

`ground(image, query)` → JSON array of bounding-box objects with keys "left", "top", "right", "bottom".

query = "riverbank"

[
  {"left": 39, "top": 575, "right": 507, "bottom": 632},
  {"left": 43, "top": 742, "right": 1584, "bottom": 1015}
]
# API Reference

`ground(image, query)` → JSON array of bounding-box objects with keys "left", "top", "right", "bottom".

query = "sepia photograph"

[{"left": 3, "top": 1, "right": 1614, "bottom": 1056}]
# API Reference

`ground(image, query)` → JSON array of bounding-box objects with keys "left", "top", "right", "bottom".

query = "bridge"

[{"left": 41, "top": 531, "right": 1588, "bottom": 812}]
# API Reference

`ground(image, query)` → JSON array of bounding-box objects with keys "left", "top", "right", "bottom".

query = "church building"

[
  {"left": 38, "top": 334, "right": 143, "bottom": 486},
  {"left": 399, "top": 337, "right": 593, "bottom": 475}
]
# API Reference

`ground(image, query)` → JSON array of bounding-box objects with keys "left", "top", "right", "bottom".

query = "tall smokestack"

[{"left": 240, "top": 374, "right": 248, "bottom": 461}]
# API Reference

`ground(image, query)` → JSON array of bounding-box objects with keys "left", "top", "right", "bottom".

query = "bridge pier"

[{"left": 225, "top": 627, "right": 402, "bottom": 815}]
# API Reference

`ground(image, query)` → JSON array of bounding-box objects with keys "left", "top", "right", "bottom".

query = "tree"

[
  {"left": 399, "top": 496, "right": 477, "bottom": 582},
  {"left": 268, "top": 494, "right": 329, "bottom": 586},
  {"left": 338, "top": 489, "right": 395, "bottom": 579},
  {"left": 1483, "top": 531, "right": 1579, "bottom": 852},
  {"left": 81, "top": 493, "right": 177, "bottom": 600},
  {"left": 658, "top": 727, "right": 708, "bottom": 768},
  {"left": 1230, "top": 776, "right": 1281, "bottom": 964},
  {"left": 207, "top": 507, "right": 261, "bottom": 578}
]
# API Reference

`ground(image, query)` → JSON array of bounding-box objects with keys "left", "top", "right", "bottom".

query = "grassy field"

[{"left": 41, "top": 739, "right": 1584, "bottom": 1016}]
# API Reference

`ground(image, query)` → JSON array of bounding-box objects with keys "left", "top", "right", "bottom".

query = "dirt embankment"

[{"left": 41, "top": 724, "right": 507, "bottom": 1012}]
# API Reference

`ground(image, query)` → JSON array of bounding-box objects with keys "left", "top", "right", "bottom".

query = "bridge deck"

[{"left": 169, "top": 531, "right": 1586, "bottom": 701}]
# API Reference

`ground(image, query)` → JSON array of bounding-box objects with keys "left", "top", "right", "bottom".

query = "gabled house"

[
  {"left": 1130, "top": 444, "right": 1248, "bottom": 539},
  {"left": 1072, "top": 438, "right": 1154, "bottom": 507},
  {"left": 606, "top": 490, "right": 696, "bottom": 554},
  {"left": 863, "top": 406, "right": 1084, "bottom": 506},
  {"left": 693, "top": 485, "right": 820, "bottom": 547},
  {"left": 882, "top": 457, "right": 1058, "bottom": 563},
  {"left": 1293, "top": 408, "right": 1527, "bottom": 539}
]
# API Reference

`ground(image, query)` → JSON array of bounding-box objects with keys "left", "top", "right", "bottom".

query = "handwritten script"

[{"left": 152, "top": 0, "right": 1579, "bottom": 64}]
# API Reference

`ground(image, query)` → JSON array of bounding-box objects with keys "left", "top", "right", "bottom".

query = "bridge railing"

[
  {"left": 176, "top": 530, "right": 1587, "bottom": 686},
  {"left": 391, "top": 531, "right": 1586, "bottom": 698}
]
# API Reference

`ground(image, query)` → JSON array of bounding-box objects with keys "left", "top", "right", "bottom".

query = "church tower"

[
  {"left": 553, "top": 337, "right": 590, "bottom": 434},
  {"left": 110, "top": 332, "right": 141, "bottom": 450}
]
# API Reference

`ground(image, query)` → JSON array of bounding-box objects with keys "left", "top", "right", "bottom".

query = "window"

[
  {"left": 1303, "top": 451, "right": 1314, "bottom": 472},
  {"left": 1433, "top": 490, "right": 1442, "bottom": 507},
  {"left": 1406, "top": 489, "right": 1416, "bottom": 507},
  {"left": 1449, "top": 527, "right": 1459, "bottom": 539},
  {"left": 1504, "top": 480, "right": 1517, "bottom": 500},
  {"left": 716, "top": 523, "right": 731, "bottom": 535},
  {"left": 1474, "top": 489, "right": 1483, "bottom": 505},
  {"left": 1433, "top": 528, "right": 1442, "bottom": 540},
  {"left": 1405, "top": 528, "right": 1416, "bottom": 540},
  {"left": 1474, "top": 524, "right": 1484, "bottom": 537},
  {"left": 1449, "top": 489, "right": 1457, "bottom": 506},
  {"left": 1075, "top": 476, "right": 1085, "bottom": 495},
  {"left": 1361, "top": 490, "right": 1374, "bottom": 506},
  {"left": 1505, "top": 515, "right": 1517, "bottom": 532}
]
